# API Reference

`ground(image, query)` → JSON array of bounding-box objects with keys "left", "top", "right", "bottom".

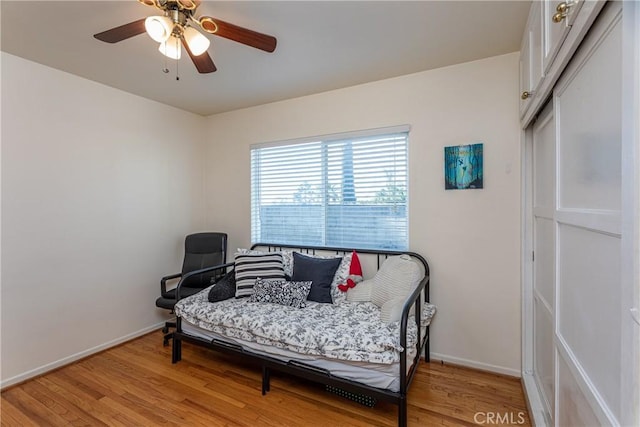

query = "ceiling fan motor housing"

[{"left": 166, "top": 8, "right": 190, "bottom": 37}]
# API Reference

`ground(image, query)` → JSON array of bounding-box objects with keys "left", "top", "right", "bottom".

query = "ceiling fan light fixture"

[
  {"left": 145, "top": 16, "right": 173, "bottom": 43},
  {"left": 94, "top": 2, "right": 276, "bottom": 75},
  {"left": 183, "top": 27, "right": 210, "bottom": 56},
  {"left": 159, "top": 36, "right": 182, "bottom": 59}
]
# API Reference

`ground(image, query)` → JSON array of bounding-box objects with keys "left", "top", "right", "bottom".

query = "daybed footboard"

[{"left": 171, "top": 244, "right": 431, "bottom": 427}]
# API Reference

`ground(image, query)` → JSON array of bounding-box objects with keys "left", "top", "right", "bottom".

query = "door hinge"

[{"left": 532, "top": 251, "right": 535, "bottom": 262}]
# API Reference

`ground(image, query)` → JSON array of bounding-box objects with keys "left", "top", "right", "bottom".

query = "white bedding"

[
  {"left": 175, "top": 287, "right": 436, "bottom": 365},
  {"left": 181, "top": 320, "right": 410, "bottom": 391},
  {"left": 175, "top": 287, "right": 436, "bottom": 392}
]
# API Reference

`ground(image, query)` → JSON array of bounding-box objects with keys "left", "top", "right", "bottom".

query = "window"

[{"left": 251, "top": 126, "right": 409, "bottom": 250}]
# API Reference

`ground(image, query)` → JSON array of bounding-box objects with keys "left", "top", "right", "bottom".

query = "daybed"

[{"left": 170, "top": 243, "right": 435, "bottom": 427}]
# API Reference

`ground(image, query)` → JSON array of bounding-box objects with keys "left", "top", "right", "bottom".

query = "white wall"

[
  {"left": 203, "top": 53, "right": 523, "bottom": 375},
  {"left": 0, "top": 51, "right": 523, "bottom": 383},
  {"left": 0, "top": 53, "right": 206, "bottom": 386}
]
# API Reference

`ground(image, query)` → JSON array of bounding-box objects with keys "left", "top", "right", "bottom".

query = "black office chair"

[{"left": 156, "top": 232, "right": 228, "bottom": 346}]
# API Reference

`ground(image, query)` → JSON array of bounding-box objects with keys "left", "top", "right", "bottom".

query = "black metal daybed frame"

[{"left": 170, "top": 243, "right": 431, "bottom": 427}]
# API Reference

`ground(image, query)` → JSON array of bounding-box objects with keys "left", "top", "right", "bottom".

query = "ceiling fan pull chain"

[
  {"left": 175, "top": 37, "right": 180, "bottom": 81},
  {"left": 163, "top": 52, "right": 169, "bottom": 74}
]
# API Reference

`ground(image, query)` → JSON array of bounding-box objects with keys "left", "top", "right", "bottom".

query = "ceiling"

[{"left": 1, "top": 1, "right": 530, "bottom": 116}]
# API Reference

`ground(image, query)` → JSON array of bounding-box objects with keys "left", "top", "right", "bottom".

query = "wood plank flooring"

[{"left": 1, "top": 331, "right": 531, "bottom": 426}]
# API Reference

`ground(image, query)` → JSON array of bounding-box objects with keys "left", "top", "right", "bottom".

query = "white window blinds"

[{"left": 251, "top": 127, "right": 409, "bottom": 250}]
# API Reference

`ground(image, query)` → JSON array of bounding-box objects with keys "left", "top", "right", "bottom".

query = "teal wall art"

[{"left": 444, "top": 143, "right": 483, "bottom": 190}]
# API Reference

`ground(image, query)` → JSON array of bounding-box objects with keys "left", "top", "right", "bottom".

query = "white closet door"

[
  {"left": 553, "top": 2, "right": 622, "bottom": 425},
  {"left": 532, "top": 101, "right": 556, "bottom": 424}
]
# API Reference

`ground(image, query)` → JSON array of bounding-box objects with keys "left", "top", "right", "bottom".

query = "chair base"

[{"left": 162, "top": 321, "right": 176, "bottom": 346}]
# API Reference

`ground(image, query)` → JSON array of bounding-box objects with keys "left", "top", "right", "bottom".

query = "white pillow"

[
  {"left": 380, "top": 296, "right": 410, "bottom": 323},
  {"left": 346, "top": 278, "right": 373, "bottom": 302},
  {"left": 326, "top": 252, "right": 352, "bottom": 304},
  {"left": 347, "top": 255, "right": 421, "bottom": 323},
  {"left": 370, "top": 255, "right": 422, "bottom": 309}
]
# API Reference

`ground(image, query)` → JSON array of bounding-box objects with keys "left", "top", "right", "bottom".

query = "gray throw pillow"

[
  {"left": 208, "top": 270, "right": 236, "bottom": 302},
  {"left": 291, "top": 252, "right": 342, "bottom": 303}
]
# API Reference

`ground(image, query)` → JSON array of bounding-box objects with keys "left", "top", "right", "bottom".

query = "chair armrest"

[
  {"left": 161, "top": 272, "right": 183, "bottom": 295},
  {"left": 175, "top": 262, "right": 235, "bottom": 300}
]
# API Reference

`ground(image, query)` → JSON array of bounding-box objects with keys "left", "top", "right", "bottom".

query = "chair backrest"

[{"left": 181, "top": 232, "right": 228, "bottom": 288}]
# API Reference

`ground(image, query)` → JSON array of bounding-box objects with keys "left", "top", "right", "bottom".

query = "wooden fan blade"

[
  {"left": 182, "top": 38, "right": 217, "bottom": 73},
  {"left": 199, "top": 16, "right": 276, "bottom": 53},
  {"left": 94, "top": 19, "right": 146, "bottom": 43}
]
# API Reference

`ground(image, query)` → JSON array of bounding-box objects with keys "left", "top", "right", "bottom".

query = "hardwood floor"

[{"left": 1, "top": 331, "right": 531, "bottom": 426}]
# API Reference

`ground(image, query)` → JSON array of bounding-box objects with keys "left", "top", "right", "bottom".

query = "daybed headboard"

[{"left": 250, "top": 243, "right": 430, "bottom": 303}]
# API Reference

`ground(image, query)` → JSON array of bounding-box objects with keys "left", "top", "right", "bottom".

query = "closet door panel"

[
  {"left": 553, "top": 3, "right": 622, "bottom": 424},
  {"left": 534, "top": 108, "right": 556, "bottom": 209},
  {"left": 557, "top": 223, "right": 621, "bottom": 418},
  {"left": 557, "top": 354, "right": 601, "bottom": 427},
  {"left": 534, "top": 298, "right": 554, "bottom": 415},
  {"left": 534, "top": 217, "right": 554, "bottom": 307},
  {"left": 523, "top": 3, "right": 632, "bottom": 426},
  {"left": 557, "top": 15, "right": 622, "bottom": 211},
  {"left": 533, "top": 101, "right": 556, "bottom": 310},
  {"left": 531, "top": 100, "right": 556, "bottom": 426}
]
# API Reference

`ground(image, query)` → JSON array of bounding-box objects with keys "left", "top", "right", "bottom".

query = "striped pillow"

[{"left": 234, "top": 252, "right": 285, "bottom": 298}]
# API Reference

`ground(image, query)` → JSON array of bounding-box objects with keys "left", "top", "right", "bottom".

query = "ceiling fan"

[{"left": 93, "top": 0, "right": 277, "bottom": 74}]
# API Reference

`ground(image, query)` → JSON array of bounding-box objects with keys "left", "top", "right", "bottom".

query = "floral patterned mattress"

[{"left": 175, "top": 288, "right": 436, "bottom": 365}]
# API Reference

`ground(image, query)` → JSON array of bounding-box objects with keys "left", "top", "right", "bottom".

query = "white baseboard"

[
  {"left": 430, "top": 352, "right": 521, "bottom": 377},
  {"left": 0, "top": 321, "right": 166, "bottom": 390},
  {"left": 2, "top": 329, "right": 521, "bottom": 389}
]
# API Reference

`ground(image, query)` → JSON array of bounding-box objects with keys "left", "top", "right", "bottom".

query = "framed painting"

[{"left": 444, "top": 143, "right": 483, "bottom": 190}]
